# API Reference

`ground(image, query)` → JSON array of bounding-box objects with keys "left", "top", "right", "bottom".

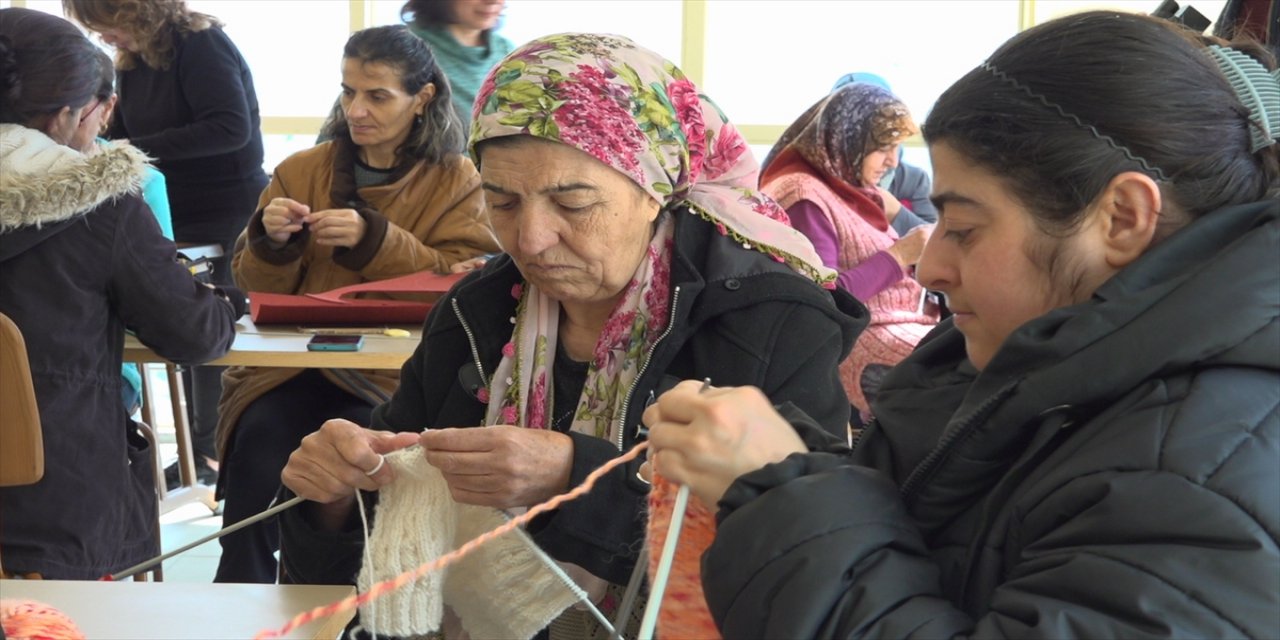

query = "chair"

[
  {"left": 0, "top": 312, "right": 44, "bottom": 578},
  {"left": 0, "top": 312, "right": 43, "bottom": 487},
  {"left": 135, "top": 361, "right": 219, "bottom": 514}
]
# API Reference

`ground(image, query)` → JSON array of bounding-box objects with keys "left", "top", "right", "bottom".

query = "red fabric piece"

[
  {"left": 1238, "top": 0, "right": 1274, "bottom": 41},
  {"left": 250, "top": 270, "right": 463, "bottom": 325}
]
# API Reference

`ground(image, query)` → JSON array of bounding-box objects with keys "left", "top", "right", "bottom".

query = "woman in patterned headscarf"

[
  {"left": 761, "top": 84, "right": 940, "bottom": 423},
  {"left": 277, "top": 32, "right": 865, "bottom": 637}
]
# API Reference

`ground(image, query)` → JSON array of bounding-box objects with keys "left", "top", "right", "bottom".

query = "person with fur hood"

[{"left": 0, "top": 7, "right": 245, "bottom": 580}]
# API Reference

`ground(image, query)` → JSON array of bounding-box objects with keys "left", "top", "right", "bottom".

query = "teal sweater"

[
  {"left": 106, "top": 138, "right": 174, "bottom": 409},
  {"left": 409, "top": 24, "right": 514, "bottom": 128}
]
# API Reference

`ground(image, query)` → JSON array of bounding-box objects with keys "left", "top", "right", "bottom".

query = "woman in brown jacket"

[{"left": 214, "top": 25, "right": 498, "bottom": 583}]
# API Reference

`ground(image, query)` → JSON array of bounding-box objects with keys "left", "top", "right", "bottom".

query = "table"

[
  {"left": 123, "top": 319, "right": 421, "bottom": 515},
  {"left": 0, "top": 579, "right": 356, "bottom": 639},
  {"left": 125, "top": 319, "right": 422, "bottom": 370}
]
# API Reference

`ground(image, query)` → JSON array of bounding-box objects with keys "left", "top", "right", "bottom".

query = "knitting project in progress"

[
  {"left": 256, "top": 442, "right": 719, "bottom": 639},
  {"left": 646, "top": 475, "right": 721, "bottom": 640},
  {"left": 356, "top": 448, "right": 582, "bottom": 638}
]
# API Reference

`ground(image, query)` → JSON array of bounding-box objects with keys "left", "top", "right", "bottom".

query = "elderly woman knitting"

[
  {"left": 278, "top": 32, "right": 864, "bottom": 636},
  {"left": 760, "top": 83, "right": 940, "bottom": 423}
]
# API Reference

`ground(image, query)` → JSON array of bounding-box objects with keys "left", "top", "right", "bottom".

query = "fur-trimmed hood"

[{"left": 0, "top": 123, "right": 151, "bottom": 233}]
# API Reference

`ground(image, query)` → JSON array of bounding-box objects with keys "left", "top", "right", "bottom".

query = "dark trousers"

[
  {"left": 213, "top": 369, "right": 374, "bottom": 583},
  {"left": 170, "top": 173, "right": 265, "bottom": 462},
  {"left": 181, "top": 365, "right": 224, "bottom": 461}
]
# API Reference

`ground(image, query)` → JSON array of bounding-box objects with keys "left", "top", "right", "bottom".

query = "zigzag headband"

[{"left": 979, "top": 61, "right": 1171, "bottom": 181}]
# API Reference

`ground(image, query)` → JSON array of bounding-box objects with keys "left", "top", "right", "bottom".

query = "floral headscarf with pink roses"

[{"left": 470, "top": 33, "right": 834, "bottom": 447}]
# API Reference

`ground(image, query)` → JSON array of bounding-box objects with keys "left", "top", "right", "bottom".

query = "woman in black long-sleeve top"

[{"left": 66, "top": 0, "right": 269, "bottom": 482}]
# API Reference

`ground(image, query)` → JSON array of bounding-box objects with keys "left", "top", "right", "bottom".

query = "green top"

[{"left": 410, "top": 23, "right": 515, "bottom": 129}]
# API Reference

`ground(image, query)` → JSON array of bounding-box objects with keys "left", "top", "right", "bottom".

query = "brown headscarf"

[{"left": 761, "top": 83, "right": 917, "bottom": 231}]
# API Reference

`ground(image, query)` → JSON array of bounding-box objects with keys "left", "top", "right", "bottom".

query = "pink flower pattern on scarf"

[
  {"left": 667, "top": 78, "right": 706, "bottom": 185},
  {"left": 554, "top": 64, "right": 648, "bottom": 183}
]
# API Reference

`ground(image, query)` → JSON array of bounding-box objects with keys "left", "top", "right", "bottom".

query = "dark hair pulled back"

[
  {"left": 320, "top": 24, "right": 463, "bottom": 166},
  {"left": 924, "top": 11, "right": 1279, "bottom": 236},
  {"left": 0, "top": 8, "right": 100, "bottom": 127}
]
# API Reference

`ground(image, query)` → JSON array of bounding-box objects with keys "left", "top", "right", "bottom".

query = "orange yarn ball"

[{"left": 0, "top": 598, "right": 85, "bottom": 640}]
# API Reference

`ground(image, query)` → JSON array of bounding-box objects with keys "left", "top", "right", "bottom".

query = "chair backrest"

[{"left": 0, "top": 312, "right": 43, "bottom": 486}]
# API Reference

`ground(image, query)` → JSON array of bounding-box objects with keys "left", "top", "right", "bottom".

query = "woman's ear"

[
  {"left": 101, "top": 95, "right": 119, "bottom": 135},
  {"left": 1095, "top": 171, "right": 1162, "bottom": 270},
  {"left": 415, "top": 82, "right": 438, "bottom": 115}
]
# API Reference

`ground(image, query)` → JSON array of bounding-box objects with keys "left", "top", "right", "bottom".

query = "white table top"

[
  {"left": 0, "top": 579, "right": 356, "bottom": 639},
  {"left": 124, "top": 319, "right": 421, "bottom": 370}
]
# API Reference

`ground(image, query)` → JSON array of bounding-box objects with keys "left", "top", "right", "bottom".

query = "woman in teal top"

[{"left": 401, "top": 0, "right": 513, "bottom": 127}]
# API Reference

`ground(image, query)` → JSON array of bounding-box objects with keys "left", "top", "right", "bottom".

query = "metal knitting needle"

[
  {"left": 637, "top": 378, "right": 710, "bottom": 640},
  {"left": 104, "top": 495, "right": 306, "bottom": 581}
]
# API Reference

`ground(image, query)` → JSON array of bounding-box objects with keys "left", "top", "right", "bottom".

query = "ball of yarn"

[{"left": 0, "top": 598, "right": 86, "bottom": 640}]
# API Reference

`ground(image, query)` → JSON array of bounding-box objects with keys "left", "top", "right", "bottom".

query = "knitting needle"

[
  {"left": 612, "top": 547, "right": 648, "bottom": 633},
  {"left": 637, "top": 378, "right": 710, "bottom": 640},
  {"left": 103, "top": 495, "right": 306, "bottom": 581},
  {"left": 297, "top": 327, "right": 412, "bottom": 338}
]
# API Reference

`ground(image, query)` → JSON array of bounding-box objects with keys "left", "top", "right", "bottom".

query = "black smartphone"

[{"left": 306, "top": 335, "right": 364, "bottom": 351}]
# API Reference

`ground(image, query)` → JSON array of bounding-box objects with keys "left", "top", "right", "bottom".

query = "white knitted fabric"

[
  {"left": 444, "top": 505, "right": 583, "bottom": 639},
  {"left": 358, "top": 448, "right": 454, "bottom": 636},
  {"left": 358, "top": 448, "right": 581, "bottom": 640}
]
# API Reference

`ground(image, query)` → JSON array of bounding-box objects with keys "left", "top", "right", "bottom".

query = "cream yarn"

[
  {"left": 357, "top": 448, "right": 581, "bottom": 640},
  {"left": 357, "top": 449, "right": 454, "bottom": 636}
]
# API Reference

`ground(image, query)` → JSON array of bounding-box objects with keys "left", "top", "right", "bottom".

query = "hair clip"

[{"left": 1206, "top": 45, "right": 1280, "bottom": 153}]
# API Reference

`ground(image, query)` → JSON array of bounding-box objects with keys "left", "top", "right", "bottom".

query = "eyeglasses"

[{"left": 78, "top": 100, "right": 104, "bottom": 127}]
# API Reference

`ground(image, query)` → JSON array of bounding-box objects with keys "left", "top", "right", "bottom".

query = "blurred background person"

[
  {"left": 213, "top": 24, "right": 498, "bottom": 584},
  {"left": 401, "top": 0, "right": 512, "bottom": 128},
  {"left": 64, "top": 0, "right": 270, "bottom": 490},
  {"left": 0, "top": 7, "right": 244, "bottom": 579},
  {"left": 760, "top": 83, "right": 939, "bottom": 424},
  {"left": 831, "top": 71, "right": 938, "bottom": 232}
]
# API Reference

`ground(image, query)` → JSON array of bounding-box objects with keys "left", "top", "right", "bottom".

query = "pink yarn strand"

[{"left": 253, "top": 442, "right": 650, "bottom": 640}]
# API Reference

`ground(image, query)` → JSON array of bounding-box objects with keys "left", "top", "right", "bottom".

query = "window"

[
  {"left": 5, "top": 0, "right": 1234, "bottom": 174},
  {"left": 702, "top": 0, "right": 1019, "bottom": 134},
  {"left": 371, "top": 0, "right": 684, "bottom": 65},
  {"left": 189, "top": 0, "right": 350, "bottom": 119}
]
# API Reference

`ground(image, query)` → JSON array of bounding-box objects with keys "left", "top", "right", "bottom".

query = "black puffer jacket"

[
  {"left": 703, "top": 200, "right": 1279, "bottom": 638},
  {"left": 0, "top": 124, "right": 244, "bottom": 578},
  {"left": 280, "top": 207, "right": 866, "bottom": 586}
]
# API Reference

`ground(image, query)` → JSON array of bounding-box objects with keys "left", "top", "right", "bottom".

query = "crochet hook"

[
  {"left": 103, "top": 495, "right": 306, "bottom": 581},
  {"left": 298, "top": 327, "right": 412, "bottom": 338},
  {"left": 637, "top": 378, "right": 710, "bottom": 640}
]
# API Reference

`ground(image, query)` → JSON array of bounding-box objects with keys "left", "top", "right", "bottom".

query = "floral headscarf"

[
  {"left": 470, "top": 33, "right": 832, "bottom": 283},
  {"left": 469, "top": 33, "right": 831, "bottom": 447}
]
